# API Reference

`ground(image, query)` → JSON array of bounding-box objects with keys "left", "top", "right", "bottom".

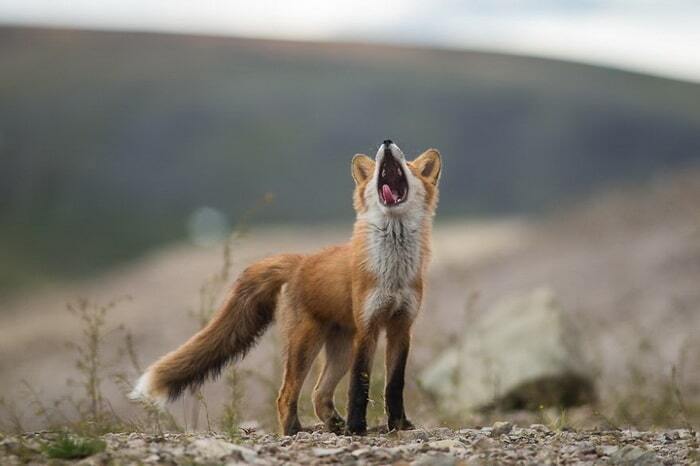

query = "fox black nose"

[{"left": 383, "top": 139, "right": 393, "bottom": 146}]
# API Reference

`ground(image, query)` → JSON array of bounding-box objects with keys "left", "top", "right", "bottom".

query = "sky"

[{"left": 1, "top": 0, "right": 699, "bottom": 83}]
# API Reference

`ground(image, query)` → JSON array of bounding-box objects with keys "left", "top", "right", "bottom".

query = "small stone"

[
  {"left": 491, "top": 421, "right": 513, "bottom": 437},
  {"left": 578, "top": 441, "right": 596, "bottom": 454},
  {"left": 457, "top": 428, "right": 480, "bottom": 435},
  {"left": 530, "top": 424, "right": 551, "bottom": 433},
  {"left": 313, "top": 447, "right": 345, "bottom": 457},
  {"left": 294, "top": 431, "right": 311, "bottom": 441},
  {"left": 411, "top": 452, "right": 458, "bottom": 466},
  {"left": 189, "top": 438, "right": 258, "bottom": 463},
  {"left": 609, "top": 445, "right": 661, "bottom": 465},
  {"left": 143, "top": 453, "right": 160, "bottom": 463},
  {"left": 598, "top": 445, "right": 619, "bottom": 456},
  {"left": 190, "top": 438, "right": 234, "bottom": 459},
  {"left": 428, "top": 439, "right": 465, "bottom": 450},
  {"left": 231, "top": 445, "right": 259, "bottom": 464},
  {"left": 397, "top": 430, "right": 430, "bottom": 442},
  {"left": 351, "top": 448, "right": 370, "bottom": 457},
  {"left": 464, "top": 454, "right": 487, "bottom": 466},
  {"left": 388, "top": 442, "right": 421, "bottom": 453},
  {"left": 431, "top": 427, "right": 453, "bottom": 437},
  {"left": 473, "top": 437, "right": 498, "bottom": 450}
]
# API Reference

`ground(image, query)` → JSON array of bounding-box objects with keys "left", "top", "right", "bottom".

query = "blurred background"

[{"left": 1, "top": 1, "right": 699, "bottom": 431}]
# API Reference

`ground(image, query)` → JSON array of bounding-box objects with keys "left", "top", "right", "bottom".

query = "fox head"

[{"left": 351, "top": 140, "right": 441, "bottom": 218}]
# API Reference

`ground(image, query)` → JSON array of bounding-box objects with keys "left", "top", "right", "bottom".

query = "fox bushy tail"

[{"left": 130, "top": 253, "right": 302, "bottom": 405}]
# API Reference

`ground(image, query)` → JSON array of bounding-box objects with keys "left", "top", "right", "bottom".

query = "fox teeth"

[{"left": 382, "top": 169, "right": 386, "bottom": 177}]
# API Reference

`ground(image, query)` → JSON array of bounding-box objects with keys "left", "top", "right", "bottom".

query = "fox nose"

[{"left": 376, "top": 139, "right": 405, "bottom": 161}]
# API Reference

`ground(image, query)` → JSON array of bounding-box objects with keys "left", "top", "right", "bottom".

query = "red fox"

[{"left": 130, "top": 140, "right": 441, "bottom": 435}]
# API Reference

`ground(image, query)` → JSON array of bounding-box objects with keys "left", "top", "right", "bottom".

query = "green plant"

[
  {"left": 0, "top": 397, "right": 24, "bottom": 434},
  {"left": 221, "top": 367, "right": 245, "bottom": 439},
  {"left": 66, "top": 298, "right": 126, "bottom": 429},
  {"left": 64, "top": 297, "right": 138, "bottom": 434},
  {"left": 537, "top": 405, "right": 573, "bottom": 431},
  {"left": 42, "top": 433, "right": 106, "bottom": 460}
]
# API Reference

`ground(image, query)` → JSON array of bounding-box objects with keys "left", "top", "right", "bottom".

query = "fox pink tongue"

[{"left": 382, "top": 184, "right": 398, "bottom": 205}]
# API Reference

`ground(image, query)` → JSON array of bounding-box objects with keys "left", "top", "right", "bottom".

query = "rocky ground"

[{"left": 2, "top": 424, "right": 698, "bottom": 465}]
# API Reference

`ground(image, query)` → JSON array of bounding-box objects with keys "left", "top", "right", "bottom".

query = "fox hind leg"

[
  {"left": 277, "top": 316, "right": 324, "bottom": 436},
  {"left": 313, "top": 327, "right": 352, "bottom": 433}
]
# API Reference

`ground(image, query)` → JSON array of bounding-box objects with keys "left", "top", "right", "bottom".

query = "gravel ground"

[{"left": 2, "top": 424, "right": 698, "bottom": 465}]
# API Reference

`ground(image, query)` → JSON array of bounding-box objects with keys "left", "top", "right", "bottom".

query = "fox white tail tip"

[{"left": 129, "top": 370, "right": 167, "bottom": 408}]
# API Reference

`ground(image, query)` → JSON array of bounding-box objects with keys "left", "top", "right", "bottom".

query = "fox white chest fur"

[
  {"left": 359, "top": 168, "right": 429, "bottom": 325},
  {"left": 362, "top": 216, "right": 423, "bottom": 323}
]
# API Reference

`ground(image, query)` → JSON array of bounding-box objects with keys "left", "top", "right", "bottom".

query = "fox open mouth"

[{"left": 378, "top": 152, "right": 408, "bottom": 206}]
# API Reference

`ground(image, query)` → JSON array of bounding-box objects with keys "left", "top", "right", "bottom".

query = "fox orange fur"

[{"left": 130, "top": 141, "right": 442, "bottom": 435}]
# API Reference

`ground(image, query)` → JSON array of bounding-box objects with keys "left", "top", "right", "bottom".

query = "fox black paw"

[
  {"left": 388, "top": 417, "right": 415, "bottom": 431},
  {"left": 283, "top": 419, "right": 304, "bottom": 436},
  {"left": 326, "top": 415, "right": 346, "bottom": 434},
  {"left": 345, "top": 420, "right": 367, "bottom": 436}
]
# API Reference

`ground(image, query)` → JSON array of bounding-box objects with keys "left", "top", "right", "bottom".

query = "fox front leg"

[
  {"left": 346, "top": 329, "right": 379, "bottom": 435},
  {"left": 384, "top": 313, "right": 415, "bottom": 431}
]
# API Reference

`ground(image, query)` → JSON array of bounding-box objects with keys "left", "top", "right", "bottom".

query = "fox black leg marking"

[
  {"left": 346, "top": 331, "right": 378, "bottom": 435},
  {"left": 385, "top": 315, "right": 414, "bottom": 431}
]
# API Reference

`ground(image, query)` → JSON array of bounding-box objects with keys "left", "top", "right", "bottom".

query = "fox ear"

[
  {"left": 412, "top": 149, "right": 441, "bottom": 185},
  {"left": 351, "top": 154, "right": 375, "bottom": 184}
]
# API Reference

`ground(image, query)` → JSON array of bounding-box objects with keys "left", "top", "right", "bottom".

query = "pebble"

[
  {"left": 313, "top": 447, "right": 345, "bottom": 457},
  {"left": 491, "top": 421, "right": 514, "bottom": 437},
  {"left": 411, "top": 452, "right": 458, "bottom": 466},
  {"left": 351, "top": 447, "right": 370, "bottom": 457},
  {"left": 428, "top": 439, "right": 465, "bottom": 450},
  {"left": 397, "top": 429, "right": 430, "bottom": 442},
  {"left": 609, "top": 445, "right": 661, "bottom": 466},
  {"left": 530, "top": 423, "right": 551, "bottom": 433},
  {"left": 598, "top": 444, "right": 619, "bottom": 456}
]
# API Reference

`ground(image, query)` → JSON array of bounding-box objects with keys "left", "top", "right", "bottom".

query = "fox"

[{"left": 129, "top": 140, "right": 442, "bottom": 435}]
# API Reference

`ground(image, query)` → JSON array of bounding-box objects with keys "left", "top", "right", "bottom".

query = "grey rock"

[
  {"left": 578, "top": 441, "right": 596, "bottom": 454},
  {"left": 313, "top": 447, "right": 345, "bottom": 457},
  {"left": 143, "top": 453, "right": 160, "bottom": 463},
  {"left": 397, "top": 430, "right": 430, "bottom": 442},
  {"left": 411, "top": 452, "right": 458, "bottom": 466},
  {"left": 491, "top": 421, "right": 513, "bottom": 437},
  {"left": 190, "top": 438, "right": 237, "bottom": 459},
  {"left": 598, "top": 445, "right": 619, "bottom": 456},
  {"left": 351, "top": 447, "right": 370, "bottom": 457},
  {"left": 232, "top": 445, "right": 260, "bottom": 464},
  {"left": 609, "top": 445, "right": 662, "bottom": 465},
  {"left": 189, "top": 438, "right": 258, "bottom": 464},
  {"left": 472, "top": 437, "right": 498, "bottom": 450},
  {"left": 419, "top": 288, "right": 595, "bottom": 412},
  {"left": 431, "top": 427, "right": 453, "bottom": 437},
  {"left": 428, "top": 439, "right": 465, "bottom": 450},
  {"left": 530, "top": 423, "right": 551, "bottom": 433}
]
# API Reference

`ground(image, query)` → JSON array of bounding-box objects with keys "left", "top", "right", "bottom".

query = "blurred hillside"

[{"left": 1, "top": 26, "right": 700, "bottom": 292}]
